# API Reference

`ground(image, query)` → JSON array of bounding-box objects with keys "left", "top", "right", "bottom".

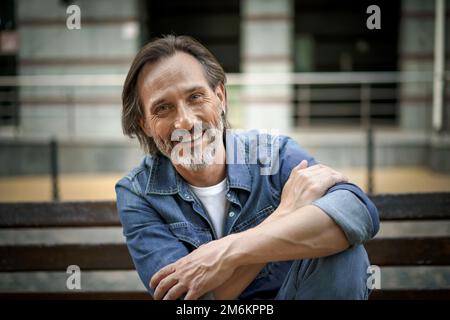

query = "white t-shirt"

[{"left": 189, "top": 178, "right": 229, "bottom": 239}]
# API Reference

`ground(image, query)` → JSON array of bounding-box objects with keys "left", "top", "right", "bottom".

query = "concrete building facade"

[{"left": 0, "top": 0, "right": 449, "bottom": 176}]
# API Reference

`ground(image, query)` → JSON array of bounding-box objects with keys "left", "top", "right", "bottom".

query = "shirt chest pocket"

[
  {"left": 233, "top": 205, "right": 275, "bottom": 233},
  {"left": 168, "top": 222, "right": 213, "bottom": 250}
]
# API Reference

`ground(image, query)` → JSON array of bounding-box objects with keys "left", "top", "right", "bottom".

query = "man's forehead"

[
  {"left": 140, "top": 52, "right": 206, "bottom": 84},
  {"left": 139, "top": 52, "right": 207, "bottom": 90}
]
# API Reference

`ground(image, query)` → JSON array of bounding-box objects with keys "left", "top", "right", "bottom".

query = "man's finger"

[
  {"left": 153, "top": 275, "right": 179, "bottom": 300},
  {"left": 294, "top": 163, "right": 322, "bottom": 177},
  {"left": 163, "top": 283, "right": 188, "bottom": 300},
  {"left": 333, "top": 172, "right": 349, "bottom": 183},
  {"left": 150, "top": 263, "right": 176, "bottom": 289},
  {"left": 299, "top": 160, "right": 308, "bottom": 170},
  {"left": 319, "top": 168, "right": 349, "bottom": 184},
  {"left": 294, "top": 159, "right": 308, "bottom": 171},
  {"left": 184, "top": 288, "right": 202, "bottom": 301}
]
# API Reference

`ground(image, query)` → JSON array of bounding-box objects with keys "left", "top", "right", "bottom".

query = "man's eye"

[
  {"left": 157, "top": 104, "right": 170, "bottom": 112},
  {"left": 190, "top": 93, "right": 202, "bottom": 101}
]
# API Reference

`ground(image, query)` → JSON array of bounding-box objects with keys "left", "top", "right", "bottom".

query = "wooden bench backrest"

[{"left": 0, "top": 192, "right": 449, "bottom": 299}]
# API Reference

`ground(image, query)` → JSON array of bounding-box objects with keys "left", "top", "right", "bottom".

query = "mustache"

[
  {"left": 170, "top": 122, "right": 219, "bottom": 143},
  {"left": 154, "top": 121, "right": 222, "bottom": 154}
]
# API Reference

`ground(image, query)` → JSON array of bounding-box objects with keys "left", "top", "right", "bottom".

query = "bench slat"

[
  {"left": 0, "top": 244, "right": 134, "bottom": 271},
  {"left": 369, "top": 289, "right": 450, "bottom": 300},
  {"left": 1, "top": 237, "right": 449, "bottom": 271},
  {"left": 372, "top": 193, "right": 450, "bottom": 221},
  {"left": 0, "top": 289, "right": 449, "bottom": 300},
  {"left": 0, "top": 202, "right": 119, "bottom": 228},
  {"left": 365, "top": 237, "right": 450, "bottom": 266},
  {"left": 0, "top": 193, "right": 449, "bottom": 228},
  {"left": 0, "top": 292, "right": 151, "bottom": 300}
]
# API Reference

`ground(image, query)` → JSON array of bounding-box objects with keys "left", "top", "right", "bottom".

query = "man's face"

[{"left": 138, "top": 52, "right": 226, "bottom": 170}]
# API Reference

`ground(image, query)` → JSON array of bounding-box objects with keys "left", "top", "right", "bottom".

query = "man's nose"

[{"left": 173, "top": 104, "right": 195, "bottom": 131}]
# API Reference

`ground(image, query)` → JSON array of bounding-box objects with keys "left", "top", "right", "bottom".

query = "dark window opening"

[
  {"left": 141, "top": 0, "right": 241, "bottom": 73},
  {"left": 293, "top": 0, "right": 401, "bottom": 127},
  {"left": 0, "top": 0, "right": 18, "bottom": 127}
]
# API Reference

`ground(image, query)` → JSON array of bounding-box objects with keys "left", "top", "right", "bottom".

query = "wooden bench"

[{"left": 0, "top": 192, "right": 449, "bottom": 300}]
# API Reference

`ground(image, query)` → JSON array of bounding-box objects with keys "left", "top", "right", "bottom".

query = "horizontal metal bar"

[
  {"left": 0, "top": 71, "right": 439, "bottom": 87},
  {"left": 297, "top": 87, "right": 397, "bottom": 101}
]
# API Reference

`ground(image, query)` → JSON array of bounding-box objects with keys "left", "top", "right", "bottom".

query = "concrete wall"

[
  {"left": 0, "top": 139, "right": 143, "bottom": 176},
  {"left": 15, "top": 0, "right": 139, "bottom": 140},
  {"left": 396, "top": 0, "right": 450, "bottom": 170},
  {"left": 240, "top": 0, "right": 294, "bottom": 131},
  {"left": 0, "top": 0, "right": 448, "bottom": 175},
  {"left": 1, "top": 129, "right": 445, "bottom": 176},
  {"left": 398, "top": 0, "right": 450, "bottom": 131}
]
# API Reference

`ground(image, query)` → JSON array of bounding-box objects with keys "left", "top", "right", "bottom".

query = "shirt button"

[{"left": 229, "top": 211, "right": 235, "bottom": 218}]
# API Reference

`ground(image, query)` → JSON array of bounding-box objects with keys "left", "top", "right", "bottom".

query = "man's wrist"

[
  {"left": 265, "top": 205, "right": 295, "bottom": 223},
  {"left": 222, "top": 207, "right": 293, "bottom": 267},
  {"left": 222, "top": 232, "right": 249, "bottom": 268},
  {"left": 220, "top": 204, "right": 303, "bottom": 267}
]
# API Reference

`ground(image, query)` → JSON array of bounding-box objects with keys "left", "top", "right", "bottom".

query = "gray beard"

[{"left": 154, "top": 120, "right": 224, "bottom": 172}]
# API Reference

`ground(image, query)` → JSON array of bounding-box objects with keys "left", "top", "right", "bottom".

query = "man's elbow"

[{"left": 312, "top": 189, "right": 377, "bottom": 246}]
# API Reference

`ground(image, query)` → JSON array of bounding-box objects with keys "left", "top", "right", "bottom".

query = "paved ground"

[{"left": 0, "top": 166, "right": 448, "bottom": 202}]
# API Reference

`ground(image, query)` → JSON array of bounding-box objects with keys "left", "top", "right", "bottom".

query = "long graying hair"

[{"left": 121, "top": 35, "right": 230, "bottom": 154}]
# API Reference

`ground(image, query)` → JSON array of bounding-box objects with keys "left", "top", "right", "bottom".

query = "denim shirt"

[{"left": 115, "top": 131, "right": 379, "bottom": 299}]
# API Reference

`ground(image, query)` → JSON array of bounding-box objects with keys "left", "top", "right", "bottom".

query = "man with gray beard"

[{"left": 116, "top": 35, "right": 379, "bottom": 300}]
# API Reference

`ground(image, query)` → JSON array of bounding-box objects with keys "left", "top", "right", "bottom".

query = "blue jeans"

[{"left": 275, "top": 245, "right": 370, "bottom": 300}]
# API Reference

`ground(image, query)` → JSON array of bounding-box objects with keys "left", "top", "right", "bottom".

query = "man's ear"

[{"left": 215, "top": 83, "right": 226, "bottom": 113}]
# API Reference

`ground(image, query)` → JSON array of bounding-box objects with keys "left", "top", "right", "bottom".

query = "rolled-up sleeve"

[{"left": 312, "top": 188, "right": 375, "bottom": 245}]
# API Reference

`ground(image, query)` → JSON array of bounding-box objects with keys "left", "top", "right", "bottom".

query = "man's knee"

[{"left": 294, "top": 245, "right": 370, "bottom": 299}]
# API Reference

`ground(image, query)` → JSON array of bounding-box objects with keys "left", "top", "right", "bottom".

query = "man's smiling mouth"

[{"left": 172, "top": 129, "right": 207, "bottom": 146}]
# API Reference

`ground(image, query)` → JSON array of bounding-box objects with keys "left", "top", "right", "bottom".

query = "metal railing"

[
  {"left": 0, "top": 71, "right": 445, "bottom": 196},
  {"left": 0, "top": 71, "right": 438, "bottom": 129}
]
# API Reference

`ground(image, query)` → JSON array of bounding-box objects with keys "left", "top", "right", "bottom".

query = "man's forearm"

[
  {"left": 212, "top": 263, "right": 265, "bottom": 300},
  {"left": 211, "top": 212, "right": 284, "bottom": 300},
  {"left": 210, "top": 205, "right": 347, "bottom": 299},
  {"left": 225, "top": 204, "right": 350, "bottom": 267}
]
